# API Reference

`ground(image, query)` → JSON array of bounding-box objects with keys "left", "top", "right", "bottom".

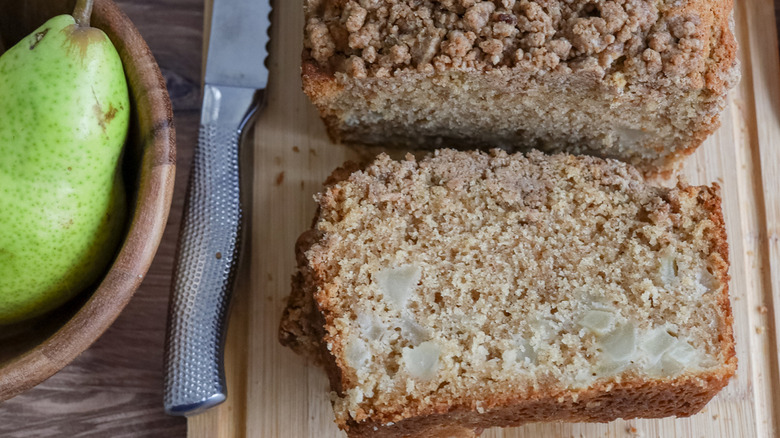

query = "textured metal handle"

[{"left": 164, "top": 85, "right": 259, "bottom": 416}]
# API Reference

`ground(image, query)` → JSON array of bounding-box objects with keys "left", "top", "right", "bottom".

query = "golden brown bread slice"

[
  {"left": 302, "top": 0, "right": 739, "bottom": 176},
  {"left": 279, "top": 149, "right": 736, "bottom": 437}
]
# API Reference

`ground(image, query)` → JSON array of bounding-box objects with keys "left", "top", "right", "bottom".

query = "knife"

[{"left": 163, "top": 0, "right": 270, "bottom": 417}]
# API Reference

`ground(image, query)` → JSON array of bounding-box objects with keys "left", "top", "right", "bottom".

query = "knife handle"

[{"left": 163, "top": 85, "right": 260, "bottom": 416}]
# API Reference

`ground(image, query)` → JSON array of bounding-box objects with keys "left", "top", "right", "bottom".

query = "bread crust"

[
  {"left": 279, "top": 151, "right": 737, "bottom": 437},
  {"left": 301, "top": 56, "right": 345, "bottom": 144}
]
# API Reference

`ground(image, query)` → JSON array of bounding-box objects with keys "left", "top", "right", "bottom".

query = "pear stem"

[{"left": 73, "top": 0, "right": 95, "bottom": 27}]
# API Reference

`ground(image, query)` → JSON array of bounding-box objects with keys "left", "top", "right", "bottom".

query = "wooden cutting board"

[{"left": 189, "top": 0, "right": 780, "bottom": 436}]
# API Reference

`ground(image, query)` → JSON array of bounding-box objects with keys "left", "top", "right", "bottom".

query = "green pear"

[{"left": 0, "top": 0, "right": 129, "bottom": 325}]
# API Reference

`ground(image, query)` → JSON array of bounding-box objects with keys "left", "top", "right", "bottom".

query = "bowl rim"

[{"left": 0, "top": 0, "right": 176, "bottom": 401}]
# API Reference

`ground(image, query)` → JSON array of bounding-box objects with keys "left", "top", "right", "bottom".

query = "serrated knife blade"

[{"left": 163, "top": 0, "right": 270, "bottom": 417}]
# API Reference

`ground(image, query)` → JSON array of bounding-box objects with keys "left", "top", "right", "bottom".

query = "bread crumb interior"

[{"left": 309, "top": 149, "right": 728, "bottom": 423}]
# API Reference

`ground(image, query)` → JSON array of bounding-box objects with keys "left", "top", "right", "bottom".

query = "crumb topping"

[{"left": 304, "top": 0, "right": 730, "bottom": 86}]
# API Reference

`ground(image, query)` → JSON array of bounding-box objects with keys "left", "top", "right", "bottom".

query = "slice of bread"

[{"left": 279, "top": 149, "right": 736, "bottom": 437}]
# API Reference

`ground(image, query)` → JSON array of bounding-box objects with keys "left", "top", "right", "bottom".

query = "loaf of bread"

[
  {"left": 302, "top": 0, "right": 739, "bottom": 176},
  {"left": 279, "top": 149, "right": 736, "bottom": 437}
]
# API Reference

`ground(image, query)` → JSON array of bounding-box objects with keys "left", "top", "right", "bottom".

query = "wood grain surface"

[
  {"left": 192, "top": 1, "right": 780, "bottom": 438},
  {"left": 2, "top": 1, "right": 780, "bottom": 438}
]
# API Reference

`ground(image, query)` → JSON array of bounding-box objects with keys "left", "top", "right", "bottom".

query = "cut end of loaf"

[{"left": 280, "top": 149, "right": 736, "bottom": 437}]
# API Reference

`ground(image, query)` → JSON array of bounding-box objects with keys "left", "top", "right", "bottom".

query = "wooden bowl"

[{"left": 0, "top": 0, "right": 175, "bottom": 401}]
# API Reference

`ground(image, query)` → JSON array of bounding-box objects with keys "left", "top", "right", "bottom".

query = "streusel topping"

[{"left": 305, "top": 0, "right": 724, "bottom": 85}]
